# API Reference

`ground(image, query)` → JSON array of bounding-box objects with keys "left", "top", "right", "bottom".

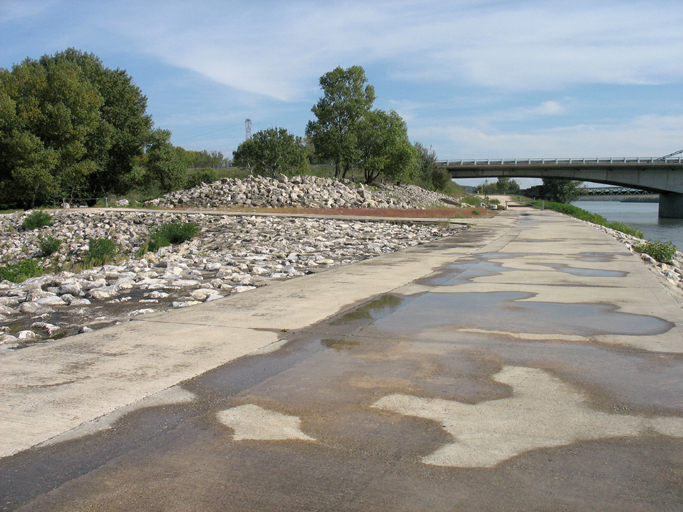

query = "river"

[{"left": 572, "top": 200, "right": 683, "bottom": 249}]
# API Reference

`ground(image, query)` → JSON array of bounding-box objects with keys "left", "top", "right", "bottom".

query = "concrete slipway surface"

[{"left": 1, "top": 207, "right": 683, "bottom": 511}]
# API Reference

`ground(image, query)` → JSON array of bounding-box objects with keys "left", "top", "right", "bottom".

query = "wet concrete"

[{"left": 2, "top": 208, "right": 683, "bottom": 511}]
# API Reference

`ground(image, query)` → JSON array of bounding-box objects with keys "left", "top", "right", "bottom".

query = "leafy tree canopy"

[
  {"left": 0, "top": 48, "right": 154, "bottom": 206},
  {"left": 414, "top": 142, "right": 438, "bottom": 189},
  {"left": 0, "top": 57, "right": 104, "bottom": 207},
  {"left": 540, "top": 178, "right": 582, "bottom": 203},
  {"left": 187, "top": 150, "right": 229, "bottom": 169},
  {"left": 233, "top": 127, "right": 309, "bottom": 177},
  {"left": 357, "top": 109, "right": 419, "bottom": 185},
  {"left": 305, "top": 66, "right": 375, "bottom": 180}
]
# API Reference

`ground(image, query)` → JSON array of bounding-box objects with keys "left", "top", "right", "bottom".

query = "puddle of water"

[
  {"left": 573, "top": 252, "right": 618, "bottom": 263},
  {"left": 440, "top": 336, "right": 683, "bottom": 413},
  {"left": 372, "top": 292, "right": 673, "bottom": 338},
  {"left": 321, "top": 339, "right": 361, "bottom": 350},
  {"left": 331, "top": 294, "right": 408, "bottom": 325},
  {"left": 418, "top": 259, "right": 510, "bottom": 286},
  {"left": 539, "top": 263, "right": 627, "bottom": 278}
]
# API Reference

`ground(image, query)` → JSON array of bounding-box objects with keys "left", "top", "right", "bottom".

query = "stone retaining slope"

[
  {"left": 144, "top": 174, "right": 461, "bottom": 210},
  {"left": 0, "top": 211, "right": 464, "bottom": 346}
]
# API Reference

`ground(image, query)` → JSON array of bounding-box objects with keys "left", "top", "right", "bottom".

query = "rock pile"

[
  {"left": 144, "top": 175, "right": 460, "bottom": 210},
  {"left": 0, "top": 210, "right": 464, "bottom": 348}
]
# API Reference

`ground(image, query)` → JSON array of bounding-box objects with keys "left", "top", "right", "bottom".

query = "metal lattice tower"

[{"left": 245, "top": 119, "right": 252, "bottom": 140}]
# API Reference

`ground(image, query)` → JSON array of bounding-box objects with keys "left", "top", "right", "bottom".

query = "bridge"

[
  {"left": 578, "top": 187, "right": 655, "bottom": 197},
  {"left": 437, "top": 155, "right": 683, "bottom": 218}
]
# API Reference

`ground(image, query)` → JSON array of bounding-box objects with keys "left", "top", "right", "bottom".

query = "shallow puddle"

[
  {"left": 331, "top": 294, "right": 411, "bottom": 325},
  {"left": 539, "top": 263, "right": 627, "bottom": 277},
  {"left": 371, "top": 291, "right": 673, "bottom": 337}
]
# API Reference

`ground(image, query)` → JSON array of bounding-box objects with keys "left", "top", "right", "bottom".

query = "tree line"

[
  {"left": 0, "top": 49, "right": 230, "bottom": 208},
  {"left": 0, "top": 52, "right": 454, "bottom": 209},
  {"left": 232, "top": 66, "right": 451, "bottom": 191}
]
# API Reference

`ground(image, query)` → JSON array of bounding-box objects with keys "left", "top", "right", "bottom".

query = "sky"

[{"left": 1, "top": 0, "right": 682, "bottom": 188}]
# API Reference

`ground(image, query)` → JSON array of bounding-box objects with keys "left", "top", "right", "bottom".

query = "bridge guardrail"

[{"left": 437, "top": 157, "right": 683, "bottom": 166}]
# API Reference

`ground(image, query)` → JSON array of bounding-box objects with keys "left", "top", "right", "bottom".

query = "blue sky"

[{"left": 2, "top": 0, "right": 682, "bottom": 188}]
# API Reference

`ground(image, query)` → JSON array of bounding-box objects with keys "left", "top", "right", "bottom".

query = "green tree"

[
  {"left": 188, "top": 150, "right": 229, "bottom": 169},
  {"left": 540, "top": 178, "right": 582, "bottom": 203},
  {"left": 305, "top": 66, "right": 375, "bottom": 180},
  {"left": 0, "top": 57, "right": 104, "bottom": 207},
  {"left": 44, "top": 49, "right": 153, "bottom": 196},
  {"left": 431, "top": 168, "right": 452, "bottom": 192},
  {"left": 357, "top": 109, "right": 419, "bottom": 185},
  {"left": 0, "top": 48, "right": 154, "bottom": 206},
  {"left": 233, "top": 127, "right": 308, "bottom": 177},
  {"left": 144, "top": 129, "right": 188, "bottom": 192},
  {"left": 495, "top": 177, "right": 520, "bottom": 193},
  {"left": 414, "top": 142, "right": 438, "bottom": 189}
]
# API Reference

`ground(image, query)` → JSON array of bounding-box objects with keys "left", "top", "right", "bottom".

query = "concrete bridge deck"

[
  {"left": 439, "top": 157, "right": 683, "bottom": 217},
  {"left": 2, "top": 209, "right": 683, "bottom": 511}
]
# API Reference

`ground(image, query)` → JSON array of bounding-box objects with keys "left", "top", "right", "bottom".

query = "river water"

[{"left": 572, "top": 200, "right": 683, "bottom": 249}]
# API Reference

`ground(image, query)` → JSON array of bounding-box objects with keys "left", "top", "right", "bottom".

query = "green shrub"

[
  {"left": 84, "top": 238, "right": 118, "bottom": 266},
  {"left": 0, "top": 259, "right": 44, "bottom": 283},
  {"left": 39, "top": 236, "right": 62, "bottom": 256},
  {"left": 472, "top": 209, "right": 481, "bottom": 215},
  {"left": 606, "top": 222, "right": 644, "bottom": 239},
  {"left": 430, "top": 168, "right": 452, "bottom": 192},
  {"left": 461, "top": 196, "right": 481, "bottom": 206},
  {"left": 533, "top": 201, "right": 644, "bottom": 239},
  {"left": 22, "top": 211, "right": 53, "bottom": 230},
  {"left": 147, "top": 222, "right": 199, "bottom": 252},
  {"left": 634, "top": 240, "right": 677, "bottom": 263},
  {"left": 186, "top": 169, "right": 219, "bottom": 189}
]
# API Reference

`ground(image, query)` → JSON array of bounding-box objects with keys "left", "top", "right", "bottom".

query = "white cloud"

[
  {"left": 92, "top": 0, "right": 682, "bottom": 100},
  {"left": 414, "top": 114, "right": 683, "bottom": 159},
  {"left": 0, "top": 0, "right": 55, "bottom": 22}
]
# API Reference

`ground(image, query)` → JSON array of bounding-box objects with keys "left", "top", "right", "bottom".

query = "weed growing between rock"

[
  {"left": 84, "top": 238, "right": 119, "bottom": 266},
  {"left": 144, "top": 222, "right": 200, "bottom": 254},
  {"left": 21, "top": 211, "right": 53, "bottom": 230},
  {"left": 0, "top": 259, "right": 45, "bottom": 283},
  {"left": 39, "top": 236, "right": 62, "bottom": 256},
  {"left": 634, "top": 240, "right": 677, "bottom": 263}
]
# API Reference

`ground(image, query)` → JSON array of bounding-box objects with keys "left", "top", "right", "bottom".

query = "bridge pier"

[{"left": 658, "top": 193, "right": 683, "bottom": 219}]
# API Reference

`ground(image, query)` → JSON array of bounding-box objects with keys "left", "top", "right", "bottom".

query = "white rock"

[
  {"left": 171, "top": 300, "right": 201, "bottom": 308},
  {"left": 31, "top": 322, "right": 61, "bottom": 336},
  {"left": 233, "top": 285, "right": 256, "bottom": 293},
  {"left": 173, "top": 279, "right": 201, "bottom": 288},
  {"left": 36, "top": 296, "right": 67, "bottom": 306},
  {"left": 190, "top": 288, "right": 215, "bottom": 301},
  {"left": 58, "top": 283, "right": 82, "bottom": 295},
  {"left": 18, "top": 302, "right": 52, "bottom": 315},
  {"left": 0, "top": 305, "right": 17, "bottom": 316},
  {"left": 16, "top": 330, "right": 40, "bottom": 341},
  {"left": 87, "top": 287, "right": 120, "bottom": 300},
  {"left": 128, "top": 309, "right": 155, "bottom": 316},
  {"left": 27, "top": 290, "right": 56, "bottom": 302}
]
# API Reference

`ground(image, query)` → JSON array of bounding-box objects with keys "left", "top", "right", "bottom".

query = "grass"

[
  {"left": 531, "top": 201, "right": 645, "bottom": 238},
  {"left": 84, "top": 238, "right": 118, "bottom": 266},
  {"left": 22, "top": 210, "right": 53, "bottom": 230},
  {"left": 0, "top": 259, "right": 45, "bottom": 283},
  {"left": 461, "top": 196, "right": 482, "bottom": 207},
  {"left": 142, "top": 222, "right": 200, "bottom": 254},
  {"left": 39, "top": 236, "right": 62, "bottom": 256}
]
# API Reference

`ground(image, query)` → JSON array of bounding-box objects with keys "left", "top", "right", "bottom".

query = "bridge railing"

[{"left": 437, "top": 157, "right": 683, "bottom": 166}]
